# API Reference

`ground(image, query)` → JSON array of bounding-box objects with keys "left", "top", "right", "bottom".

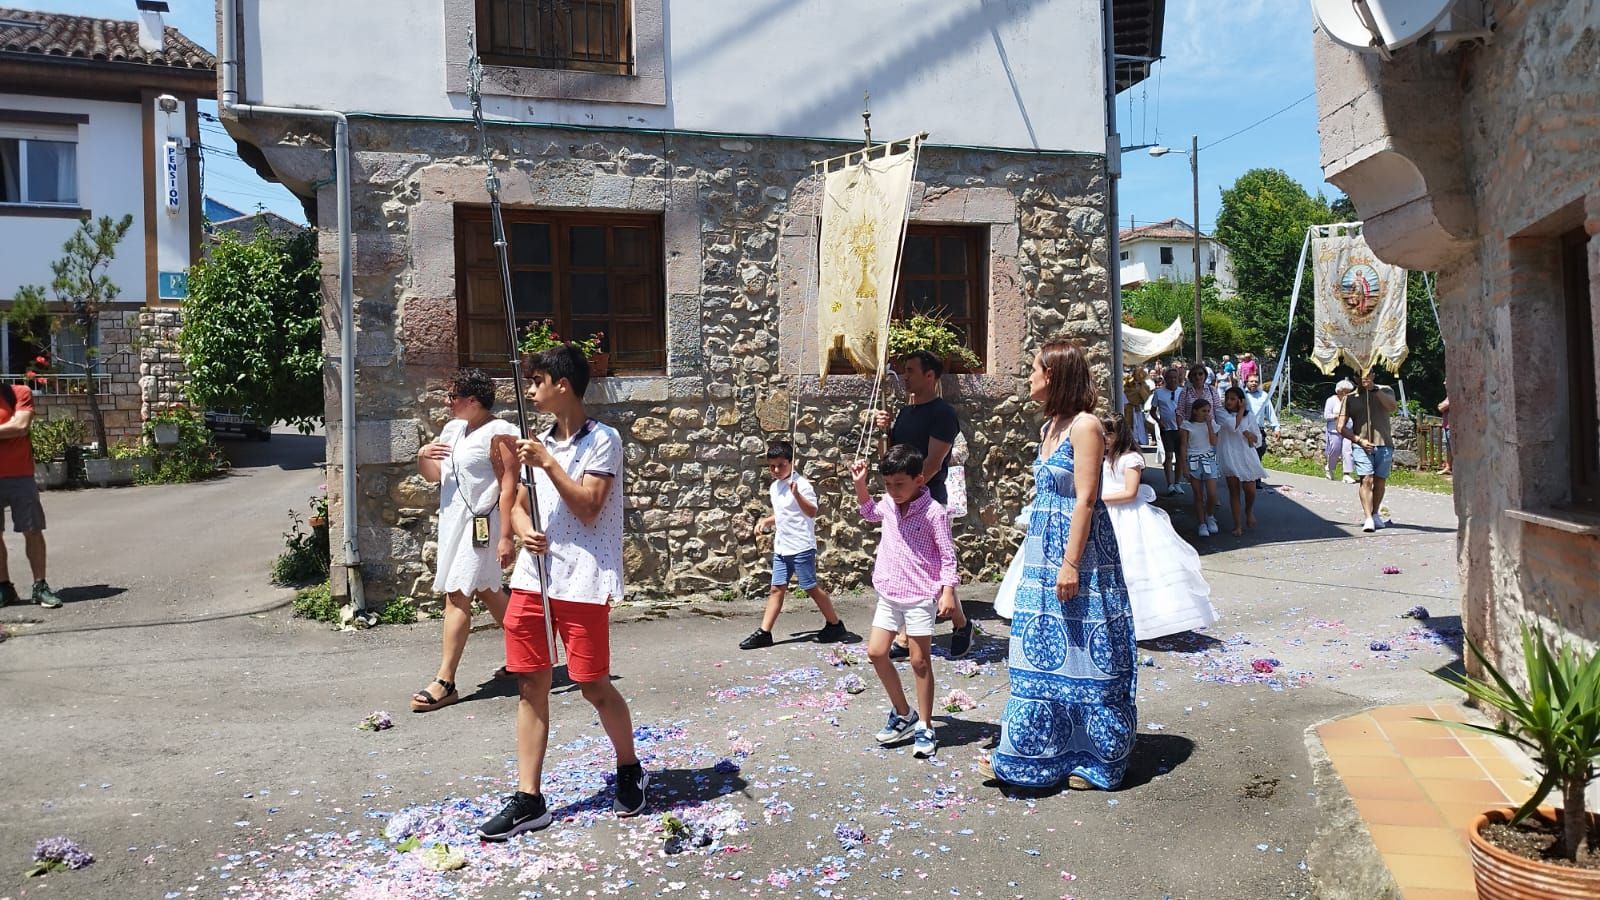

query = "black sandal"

[{"left": 410, "top": 678, "right": 459, "bottom": 712}]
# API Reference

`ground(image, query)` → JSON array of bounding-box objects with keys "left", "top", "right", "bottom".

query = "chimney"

[{"left": 135, "top": 1, "right": 169, "bottom": 53}]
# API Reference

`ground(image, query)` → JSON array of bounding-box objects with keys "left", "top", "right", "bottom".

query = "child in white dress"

[
  {"left": 1100, "top": 416, "right": 1218, "bottom": 641},
  {"left": 1179, "top": 398, "right": 1221, "bottom": 537},
  {"left": 1217, "top": 386, "right": 1267, "bottom": 537}
]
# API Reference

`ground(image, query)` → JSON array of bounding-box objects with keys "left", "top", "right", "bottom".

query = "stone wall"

[
  {"left": 1270, "top": 413, "right": 1419, "bottom": 469},
  {"left": 28, "top": 306, "right": 190, "bottom": 447},
  {"left": 138, "top": 307, "right": 188, "bottom": 419},
  {"left": 1315, "top": 1, "right": 1600, "bottom": 682},
  {"left": 234, "top": 117, "right": 1112, "bottom": 604}
]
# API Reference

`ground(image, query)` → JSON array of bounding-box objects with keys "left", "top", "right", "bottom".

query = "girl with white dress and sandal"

[
  {"left": 1216, "top": 386, "right": 1268, "bottom": 537},
  {"left": 412, "top": 369, "right": 520, "bottom": 712}
]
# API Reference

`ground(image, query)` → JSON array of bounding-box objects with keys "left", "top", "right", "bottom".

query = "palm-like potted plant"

[
  {"left": 886, "top": 314, "right": 981, "bottom": 374},
  {"left": 1421, "top": 623, "right": 1600, "bottom": 895}
]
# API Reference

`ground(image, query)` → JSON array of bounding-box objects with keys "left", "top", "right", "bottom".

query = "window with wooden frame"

[
  {"left": 1561, "top": 228, "right": 1598, "bottom": 507},
  {"left": 475, "top": 0, "right": 633, "bottom": 74},
  {"left": 895, "top": 225, "right": 988, "bottom": 370},
  {"left": 455, "top": 207, "right": 665, "bottom": 374}
]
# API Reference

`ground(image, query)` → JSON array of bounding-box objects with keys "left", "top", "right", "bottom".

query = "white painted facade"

[
  {"left": 1119, "top": 235, "right": 1234, "bottom": 293},
  {"left": 237, "top": 0, "right": 1105, "bottom": 152},
  {"left": 0, "top": 92, "right": 198, "bottom": 305}
]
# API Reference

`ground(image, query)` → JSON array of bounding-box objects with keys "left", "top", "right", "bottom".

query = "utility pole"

[{"left": 1190, "top": 134, "right": 1202, "bottom": 365}]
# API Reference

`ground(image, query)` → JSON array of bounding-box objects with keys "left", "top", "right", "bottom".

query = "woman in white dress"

[
  {"left": 1216, "top": 386, "right": 1267, "bottom": 537},
  {"left": 1100, "top": 415, "right": 1218, "bottom": 640},
  {"left": 411, "top": 369, "right": 521, "bottom": 712}
]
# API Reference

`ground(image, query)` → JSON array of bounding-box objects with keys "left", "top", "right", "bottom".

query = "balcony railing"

[{"left": 1, "top": 373, "right": 113, "bottom": 398}]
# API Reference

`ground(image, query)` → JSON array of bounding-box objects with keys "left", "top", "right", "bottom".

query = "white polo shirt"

[{"left": 510, "top": 418, "right": 625, "bottom": 604}]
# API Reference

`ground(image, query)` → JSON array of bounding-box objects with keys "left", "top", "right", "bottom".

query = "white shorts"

[{"left": 871, "top": 595, "right": 938, "bottom": 637}]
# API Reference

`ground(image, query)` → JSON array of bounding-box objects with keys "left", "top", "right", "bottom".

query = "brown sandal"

[{"left": 410, "top": 678, "right": 459, "bottom": 712}]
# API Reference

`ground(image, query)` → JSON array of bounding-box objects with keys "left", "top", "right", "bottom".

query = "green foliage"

[
  {"left": 377, "top": 595, "right": 418, "bottom": 626},
  {"left": 138, "top": 406, "right": 227, "bottom": 484},
  {"left": 886, "top": 314, "right": 982, "bottom": 370},
  {"left": 1121, "top": 277, "right": 1243, "bottom": 361},
  {"left": 272, "top": 504, "right": 331, "bottom": 586},
  {"left": 181, "top": 228, "right": 323, "bottom": 432},
  {"left": 6, "top": 215, "right": 135, "bottom": 457},
  {"left": 518, "top": 319, "right": 602, "bottom": 357},
  {"left": 29, "top": 417, "right": 86, "bottom": 462},
  {"left": 292, "top": 582, "right": 339, "bottom": 622},
  {"left": 1422, "top": 624, "right": 1600, "bottom": 860},
  {"left": 1260, "top": 453, "right": 1453, "bottom": 494}
]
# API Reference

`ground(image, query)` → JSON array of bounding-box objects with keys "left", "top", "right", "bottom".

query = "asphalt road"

[{"left": 0, "top": 445, "right": 1463, "bottom": 900}]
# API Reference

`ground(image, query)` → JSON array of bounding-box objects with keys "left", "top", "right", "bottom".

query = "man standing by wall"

[
  {"left": 874, "top": 350, "right": 973, "bottom": 658},
  {"left": 1151, "top": 367, "right": 1183, "bottom": 494},
  {"left": 1336, "top": 371, "right": 1399, "bottom": 534},
  {"left": 0, "top": 386, "right": 62, "bottom": 608}
]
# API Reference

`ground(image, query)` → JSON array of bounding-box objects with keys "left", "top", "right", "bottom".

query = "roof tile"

[{"left": 0, "top": 6, "right": 215, "bottom": 70}]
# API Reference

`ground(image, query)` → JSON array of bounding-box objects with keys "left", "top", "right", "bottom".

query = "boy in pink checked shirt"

[{"left": 850, "top": 444, "right": 959, "bottom": 760}]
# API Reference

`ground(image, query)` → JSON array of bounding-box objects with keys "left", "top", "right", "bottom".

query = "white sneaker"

[
  {"left": 1197, "top": 523, "right": 1211, "bottom": 537},
  {"left": 1324, "top": 468, "right": 1334, "bottom": 480},
  {"left": 1341, "top": 474, "right": 1356, "bottom": 484},
  {"left": 1376, "top": 516, "right": 1390, "bottom": 530},
  {"left": 1362, "top": 517, "right": 1376, "bottom": 533},
  {"left": 1206, "top": 516, "right": 1219, "bottom": 533}
]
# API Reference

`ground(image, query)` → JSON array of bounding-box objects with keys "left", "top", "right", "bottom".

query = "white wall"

[
  {"left": 151, "top": 97, "right": 195, "bottom": 297},
  {"left": 1120, "top": 237, "right": 1233, "bottom": 291},
  {"left": 240, "top": 0, "right": 1105, "bottom": 152},
  {"left": 0, "top": 94, "right": 147, "bottom": 302}
]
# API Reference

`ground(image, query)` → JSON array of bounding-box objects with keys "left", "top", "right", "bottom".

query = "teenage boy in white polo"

[{"left": 478, "top": 345, "right": 645, "bottom": 841}]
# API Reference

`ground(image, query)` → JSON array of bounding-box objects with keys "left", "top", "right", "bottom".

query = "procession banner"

[
  {"left": 1310, "top": 231, "right": 1408, "bottom": 375},
  {"left": 817, "top": 144, "right": 918, "bottom": 380},
  {"left": 1121, "top": 316, "right": 1183, "bottom": 365}
]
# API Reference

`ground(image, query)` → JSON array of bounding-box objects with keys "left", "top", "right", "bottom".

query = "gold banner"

[
  {"left": 1311, "top": 233, "right": 1408, "bottom": 376},
  {"left": 817, "top": 144, "right": 917, "bottom": 380}
]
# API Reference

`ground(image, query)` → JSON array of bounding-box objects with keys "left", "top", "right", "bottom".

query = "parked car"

[{"left": 204, "top": 409, "right": 272, "bottom": 441}]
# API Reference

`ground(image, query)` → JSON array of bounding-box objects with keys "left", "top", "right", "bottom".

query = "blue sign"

[{"left": 158, "top": 271, "right": 188, "bottom": 300}]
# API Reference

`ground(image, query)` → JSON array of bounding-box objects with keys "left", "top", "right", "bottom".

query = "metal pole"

[
  {"left": 1190, "top": 134, "right": 1202, "bottom": 366},
  {"left": 467, "top": 34, "right": 556, "bottom": 661},
  {"left": 1102, "top": 0, "right": 1125, "bottom": 405}
]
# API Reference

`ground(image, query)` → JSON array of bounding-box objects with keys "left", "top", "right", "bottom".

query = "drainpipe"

[
  {"left": 220, "top": 0, "right": 365, "bottom": 613},
  {"left": 1101, "top": 0, "right": 1125, "bottom": 407}
]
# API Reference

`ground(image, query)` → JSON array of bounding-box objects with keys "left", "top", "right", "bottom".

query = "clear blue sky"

[{"left": 15, "top": 0, "right": 1334, "bottom": 234}]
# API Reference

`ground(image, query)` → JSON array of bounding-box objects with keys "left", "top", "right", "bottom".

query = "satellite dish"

[{"left": 1312, "top": 0, "right": 1457, "bottom": 55}]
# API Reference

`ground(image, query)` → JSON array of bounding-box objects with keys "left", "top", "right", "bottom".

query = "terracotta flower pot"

[
  {"left": 1469, "top": 806, "right": 1600, "bottom": 899},
  {"left": 308, "top": 515, "right": 328, "bottom": 529},
  {"left": 588, "top": 351, "right": 610, "bottom": 377}
]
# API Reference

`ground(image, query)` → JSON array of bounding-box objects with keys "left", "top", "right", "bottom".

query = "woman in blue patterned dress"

[{"left": 980, "top": 342, "right": 1138, "bottom": 791}]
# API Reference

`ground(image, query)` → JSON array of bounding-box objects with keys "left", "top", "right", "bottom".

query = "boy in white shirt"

[
  {"left": 740, "top": 440, "right": 846, "bottom": 649},
  {"left": 477, "top": 345, "right": 645, "bottom": 841}
]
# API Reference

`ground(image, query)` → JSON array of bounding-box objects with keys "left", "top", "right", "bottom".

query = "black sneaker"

[
  {"left": 888, "top": 640, "right": 910, "bottom": 660},
  {"left": 613, "top": 762, "right": 649, "bottom": 817},
  {"left": 0, "top": 581, "right": 20, "bottom": 607},
  {"left": 949, "top": 621, "right": 974, "bottom": 659},
  {"left": 816, "top": 620, "right": 848, "bottom": 643},
  {"left": 477, "top": 791, "right": 551, "bottom": 842},
  {"left": 739, "top": 628, "right": 773, "bottom": 650}
]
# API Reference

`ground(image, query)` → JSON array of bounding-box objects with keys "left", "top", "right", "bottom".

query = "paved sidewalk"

[{"left": 1314, "top": 702, "right": 1534, "bottom": 899}]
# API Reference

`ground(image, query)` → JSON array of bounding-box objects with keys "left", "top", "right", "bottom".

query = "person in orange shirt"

[{"left": 0, "top": 385, "right": 62, "bottom": 608}]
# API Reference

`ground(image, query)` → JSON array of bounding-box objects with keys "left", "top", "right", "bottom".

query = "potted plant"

[
  {"left": 86, "top": 442, "right": 154, "bottom": 488},
  {"left": 29, "top": 417, "right": 85, "bottom": 489},
  {"left": 887, "top": 314, "right": 982, "bottom": 374},
  {"left": 308, "top": 486, "right": 330, "bottom": 530},
  {"left": 1421, "top": 623, "right": 1600, "bottom": 895},
  {"left": 518, "top": 320, "right": 610, "bottom": 376},
  {"left": 148, "top": 403, "right": 185, "bottom": 447}
]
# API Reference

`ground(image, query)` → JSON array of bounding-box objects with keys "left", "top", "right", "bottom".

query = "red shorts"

[{"left": 504, "top": 589, "right": 611, "bottom": 682}]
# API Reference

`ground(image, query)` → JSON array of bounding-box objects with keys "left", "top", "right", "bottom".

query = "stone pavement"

[{"left": 0, "top": 460, "right": 1466, "bottom": 899}]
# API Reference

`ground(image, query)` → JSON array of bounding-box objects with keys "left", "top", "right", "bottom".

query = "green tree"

[
  {"left": 7, "top": 214, "right": 135, "bottom": 456},
  {"left": 1214, "top": 168, "right": 1335, "bottom": 355},
  {"left": 180, "top": 228, "right": 323, "bottom": 431}
]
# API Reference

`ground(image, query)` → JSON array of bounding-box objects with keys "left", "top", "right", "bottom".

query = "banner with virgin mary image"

[{"left": 1310, "top": 231, "right": 1408, "bottom": 375}]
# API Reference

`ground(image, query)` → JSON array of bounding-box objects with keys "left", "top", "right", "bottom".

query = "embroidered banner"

[
  {"left": 1121, "top": 316, "right": 1184, "bottom": 365},
  {"left": 1310, "top": 232, "right": 1408, "bottom": 376},
  {"left": 817, "top": 144, "right": 918, "bottom": 380}
]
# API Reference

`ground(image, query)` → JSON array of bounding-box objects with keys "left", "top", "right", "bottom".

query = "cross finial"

[{"left": 862, "top": 91, "right": 873, "bottom": 151}]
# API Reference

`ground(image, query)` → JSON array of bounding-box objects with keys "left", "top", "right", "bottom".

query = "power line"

[{"left": 1200, "top": 91, "right": 1315, "bottom": 152}]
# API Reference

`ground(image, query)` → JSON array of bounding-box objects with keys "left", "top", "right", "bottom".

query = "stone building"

[
  {"left": 0, "top": 5, "right": 210, "bottom": 443},
  {"left": 221, "top": 0, "right": 1165, "bottom": 603},
  {"left": 1313, "top": 0, "right": 1600, "bottom": 674}
]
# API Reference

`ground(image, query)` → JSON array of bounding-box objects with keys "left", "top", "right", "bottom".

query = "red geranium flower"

[{"left": 34, "top": 355, "right": 47, "bottom": 365}]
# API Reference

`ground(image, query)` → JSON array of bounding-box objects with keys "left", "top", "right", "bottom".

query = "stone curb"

[{"left": 1304, "top": 715, "right": 1403, "bottom": 900}]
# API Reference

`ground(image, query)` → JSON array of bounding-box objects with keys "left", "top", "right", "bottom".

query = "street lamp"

[{"left": 1148, "top": 135, "right": 1203, "bottom": 365}]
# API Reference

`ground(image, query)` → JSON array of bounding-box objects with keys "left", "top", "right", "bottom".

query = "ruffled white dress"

[
  {"left": 431, "top": 417, "right": 521, "bottom": 596},
  {"left": 1215, "top": 409, "right": 1267, "bottom": 481},
  {"left": 992, "top": 504, "right": 1032, "bottom": 620},
  {"left": 1101, "top": 452, "right": 1218, "bottom": 641}
]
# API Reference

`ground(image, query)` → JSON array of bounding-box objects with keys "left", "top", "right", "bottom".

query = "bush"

[
  {"left": 886, "top": 314, "right": 981, "bottom": 370},
  {"left": 29, "top": 417, "right": 86, "bottom": 462},
  {"left": 377, "top": 596, "right": 418, "bottom": 625},
  {"left": 140, "top": 406, "right": 227, "bottom": 484},
  {"left": 292, "top": 582, "right": 338, "bottom": 622},
  {"left": 272, "top": 507, "right": 330, "bottom": 586}
]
